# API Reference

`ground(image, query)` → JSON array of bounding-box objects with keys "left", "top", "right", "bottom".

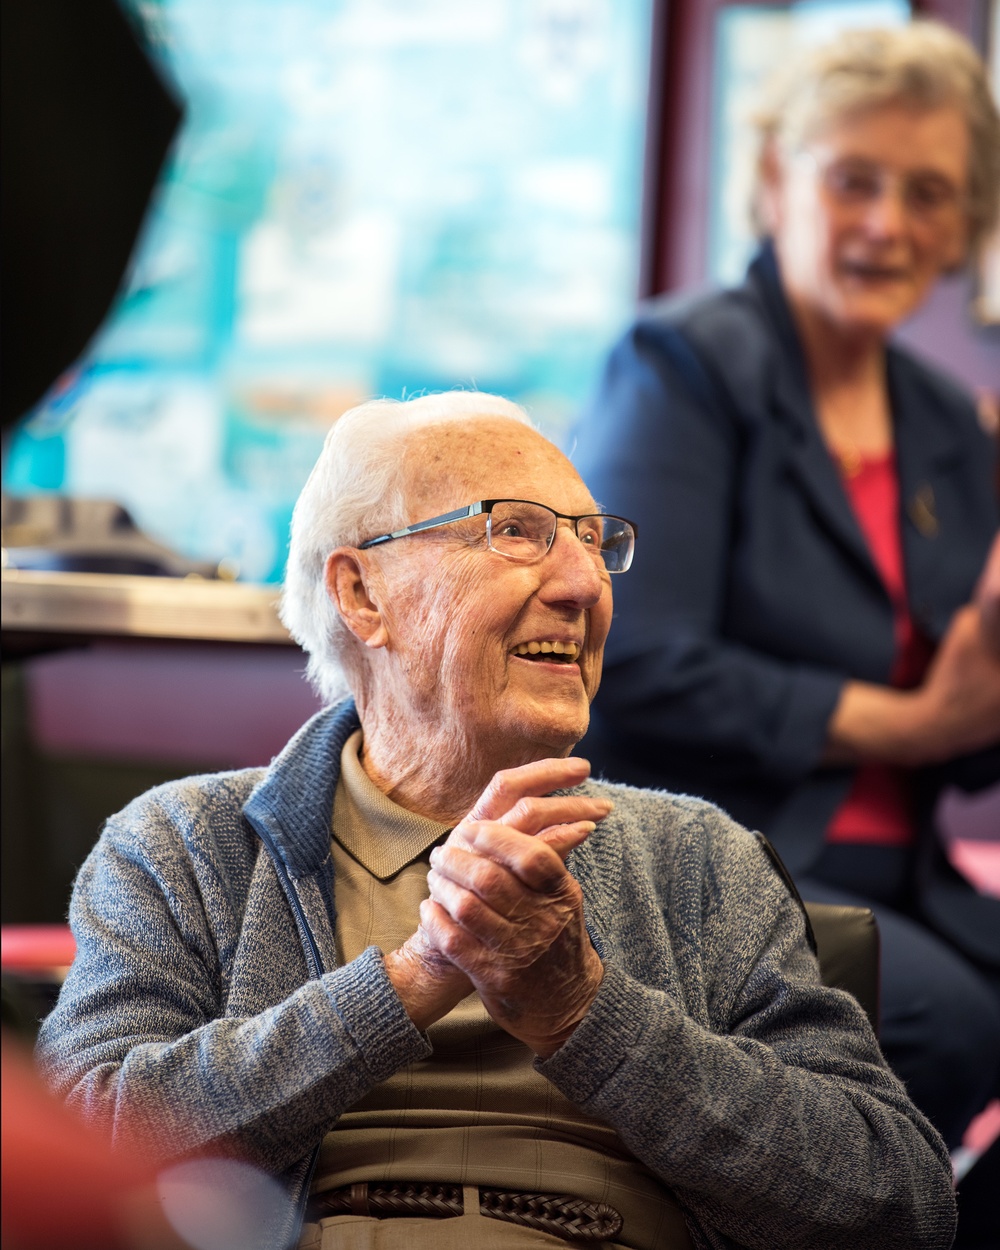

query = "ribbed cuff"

[
  {"left": 324, "top": 946, "right": 431, "bottom": 1084},
  {"left": 536, "top": 962, "right": 663, "bottom": 1105}
]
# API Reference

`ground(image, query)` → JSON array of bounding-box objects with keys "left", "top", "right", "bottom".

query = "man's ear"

[{"left": 325, "top": 549, "right": 390, "bottom": 649}]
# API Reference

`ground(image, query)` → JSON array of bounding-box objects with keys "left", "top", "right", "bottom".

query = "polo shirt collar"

[{"left": 333, "top": 730, "right": 450, "bottom": 880}]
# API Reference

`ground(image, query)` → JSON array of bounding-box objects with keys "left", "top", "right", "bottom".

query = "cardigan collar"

[{"left": 243, "top": 699, "right": 361, "bottom": 880}]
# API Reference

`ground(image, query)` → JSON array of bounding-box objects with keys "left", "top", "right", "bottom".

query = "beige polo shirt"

[{"left": 311, "top": 731, "right": 691, "bottom": 1250}]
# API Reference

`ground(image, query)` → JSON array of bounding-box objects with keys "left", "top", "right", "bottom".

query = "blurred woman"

[{"left": 572, "top": 19, "right": 1000, "bottom": 1190}]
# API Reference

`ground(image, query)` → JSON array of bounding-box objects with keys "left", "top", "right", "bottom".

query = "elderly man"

[{"left": 39, "top": 392, "right": 955, "bottom": 1250}]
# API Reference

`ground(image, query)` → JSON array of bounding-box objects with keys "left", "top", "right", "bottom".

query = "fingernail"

[{"left": 579, "top": 821, "right": 597, "bottom": 833}]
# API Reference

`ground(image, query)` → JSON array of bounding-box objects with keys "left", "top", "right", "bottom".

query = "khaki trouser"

[{"left": 297, "top": 1186, "right": 629, "bottom": 1248}]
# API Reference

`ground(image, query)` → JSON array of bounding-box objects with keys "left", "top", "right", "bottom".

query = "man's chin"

[{"left": 523, "top": 708, "right": 591, "bottom": 760}]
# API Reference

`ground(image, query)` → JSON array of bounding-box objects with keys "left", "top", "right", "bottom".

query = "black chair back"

[{"left": 803, "top": 902, "right": 880, "bottom": 1034}]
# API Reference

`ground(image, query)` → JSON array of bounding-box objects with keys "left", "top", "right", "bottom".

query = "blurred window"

[{"left": 4, "top": 0, "right": 652, "bottom": 582}]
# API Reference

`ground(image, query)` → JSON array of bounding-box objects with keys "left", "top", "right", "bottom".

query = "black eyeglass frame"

[{"left": 358, "top": 498, "right": 637, "bottom": 572}]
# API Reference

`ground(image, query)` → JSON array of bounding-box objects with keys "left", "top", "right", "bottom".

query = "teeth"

[{"left": 513, "top": 641, "right": 580, "bottom": 660}]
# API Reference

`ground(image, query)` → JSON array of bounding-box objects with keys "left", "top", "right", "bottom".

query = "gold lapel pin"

[{"left": 907, "top": 484, "right": 939, "bottom": 538}]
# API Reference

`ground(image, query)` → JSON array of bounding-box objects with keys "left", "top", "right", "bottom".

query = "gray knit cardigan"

[{"left": 37, "top": 701, "right": 956, "bottom": 1249}]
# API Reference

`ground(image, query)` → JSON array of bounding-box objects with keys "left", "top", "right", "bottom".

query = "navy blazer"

[{"left": 571, "top": 243, "right": 999, "bottom": 963}]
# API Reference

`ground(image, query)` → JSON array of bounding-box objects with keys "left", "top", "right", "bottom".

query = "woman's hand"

[
  {"left": 973, "top": 531, "right": 1000, "bottom": 657},
  {"left": 909, "top": 603, "right": 1000, "bottom": 761},
  {"left": 384, "top": 757, "right": 611, "bottom": 1036},
  {"left": 826, "top": 602, "right": 1000, "bottom": 768},
  {"left": 414, "top": 757, "right": 612, "bottom": 1057}
]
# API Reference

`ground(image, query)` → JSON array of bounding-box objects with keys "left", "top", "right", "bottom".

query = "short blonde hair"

[{"left": 752, "top": 21, "right": 1000, "bottom": 255}]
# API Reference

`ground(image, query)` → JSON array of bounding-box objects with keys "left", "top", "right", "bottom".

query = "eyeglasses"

[
  {"left": 807, "top": 155, "right": 964, "bottom": 220},
  {"left": 359, "top": 498, "right": 637, "bottom": 573}
]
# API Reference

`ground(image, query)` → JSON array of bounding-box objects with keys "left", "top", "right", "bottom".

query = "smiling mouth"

[
  {"left": 840, "top": 260, "right": 907, "bottom": 282},
  {"left": 511, "top": 640, "right": 581, "bottom": 663}
]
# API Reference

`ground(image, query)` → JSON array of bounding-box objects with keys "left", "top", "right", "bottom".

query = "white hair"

[{"left": 280, "top": 391, "right": 535, "bottom": 705}]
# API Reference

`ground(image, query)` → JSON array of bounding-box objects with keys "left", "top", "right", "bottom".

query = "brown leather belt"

[{"left": 307, "top": 1181, "right": 623, "bottom": 1242}]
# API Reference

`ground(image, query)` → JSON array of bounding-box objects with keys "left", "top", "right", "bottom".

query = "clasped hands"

[{"left": 383, "top": 758, "right": 611, "bottom": 1058}]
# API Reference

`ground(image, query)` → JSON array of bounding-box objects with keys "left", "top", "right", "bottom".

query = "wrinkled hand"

[
  {"left": 384, "top": 758, "right": 610, "bottom": 1036},
  {"left": 418, "top": 758, "right": 611, "bottom": 1058},
  {"left": 914, "top": 603, "right": 1000, "bottom": 761}
]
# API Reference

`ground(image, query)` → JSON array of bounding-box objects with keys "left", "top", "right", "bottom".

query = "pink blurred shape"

[
  {"left": 1, "top": 924, "right": 77, "bottom": 971},
  {"left": 963, "top": 1099, "right": 1000, "bottom": 1156},
  {"left": 947, "top": 841, "right": 1000, "bottom": 900}
]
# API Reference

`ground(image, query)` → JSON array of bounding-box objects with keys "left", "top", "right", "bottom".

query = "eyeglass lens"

[
  {"left": 821, "top": 159, "right": 961, "bottom": 216},
  {"left": 486, "top": 501, "right": 634, "bottom": 572}
]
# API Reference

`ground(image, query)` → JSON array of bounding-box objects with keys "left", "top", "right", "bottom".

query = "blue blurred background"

[{"left": 4, "top": 0, "right": 651, "bottom": 582}]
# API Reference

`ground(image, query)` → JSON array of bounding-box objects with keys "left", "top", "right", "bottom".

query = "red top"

[{"left": 826, "top": 451, "right": 934, "bottom": 847}]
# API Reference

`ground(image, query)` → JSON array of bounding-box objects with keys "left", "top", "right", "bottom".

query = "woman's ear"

[
  {"left": 325, "top": 549, "right": 389, "bottom": 649},
  {"left": 756, "top": 137, "right": 786, "bottom": 238}
]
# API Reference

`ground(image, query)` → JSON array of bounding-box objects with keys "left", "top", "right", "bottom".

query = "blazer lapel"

[
  {"left": 775, "top": 369, "right": 883, "bottom": 582},
  {"left": 747, "top": 247, "right": 883, "bottom": 585},
  {"left": 889, "top": 351, "right": 964, "bottom": 636}
]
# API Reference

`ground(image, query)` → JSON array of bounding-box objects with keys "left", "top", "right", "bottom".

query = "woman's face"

[{"left": 766, "top": 103, "right": 971, "bottom": 339}]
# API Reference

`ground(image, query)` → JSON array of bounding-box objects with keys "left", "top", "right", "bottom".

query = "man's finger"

[
  {"left": 536, "top": 821, "right": 597, "bottom": 859},
  {"left": 453, "top": 821, "right": 577, "bottom": 893},
  {"left": 467, "top": 758, "right": 591, "bottom": 822},
  {"left": 428, "top": 846, "right": 524, "bottom": 909},
  {"left": 426, "top": 869, "right": 507, "bottom": 943},
  {"left": 498, "top": 794, "right": 612, "bottom": 838}
]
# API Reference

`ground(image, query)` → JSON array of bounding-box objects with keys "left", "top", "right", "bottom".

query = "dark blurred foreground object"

[
  {"left": 0, "top": 9, "right": 187, "bottom": 1246},
  {"left": 2, "top": 495, "right": 224, "bottom": 578},
  {"left": 0, "top": 0, "right": 181, "bottom": 428}
]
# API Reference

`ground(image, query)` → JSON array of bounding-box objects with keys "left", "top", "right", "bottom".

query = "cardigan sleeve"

[
  {"left": 538, "top": 812, "right": 956, "bottom": 1250},
  {"left": 35, "top": 798, "right": 432, "bottom": 1174},
  {"left": 571, "top": 318, "right": 844, "bottom": 787}
]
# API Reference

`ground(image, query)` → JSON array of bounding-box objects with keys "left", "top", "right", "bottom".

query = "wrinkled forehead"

[{"left": 398, "top": 417, "right": 597, "bottom": 519}]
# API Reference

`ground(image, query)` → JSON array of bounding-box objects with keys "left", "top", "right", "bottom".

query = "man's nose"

[{"left": 540, "top": 524, "right": 606, "bottom": 607}]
